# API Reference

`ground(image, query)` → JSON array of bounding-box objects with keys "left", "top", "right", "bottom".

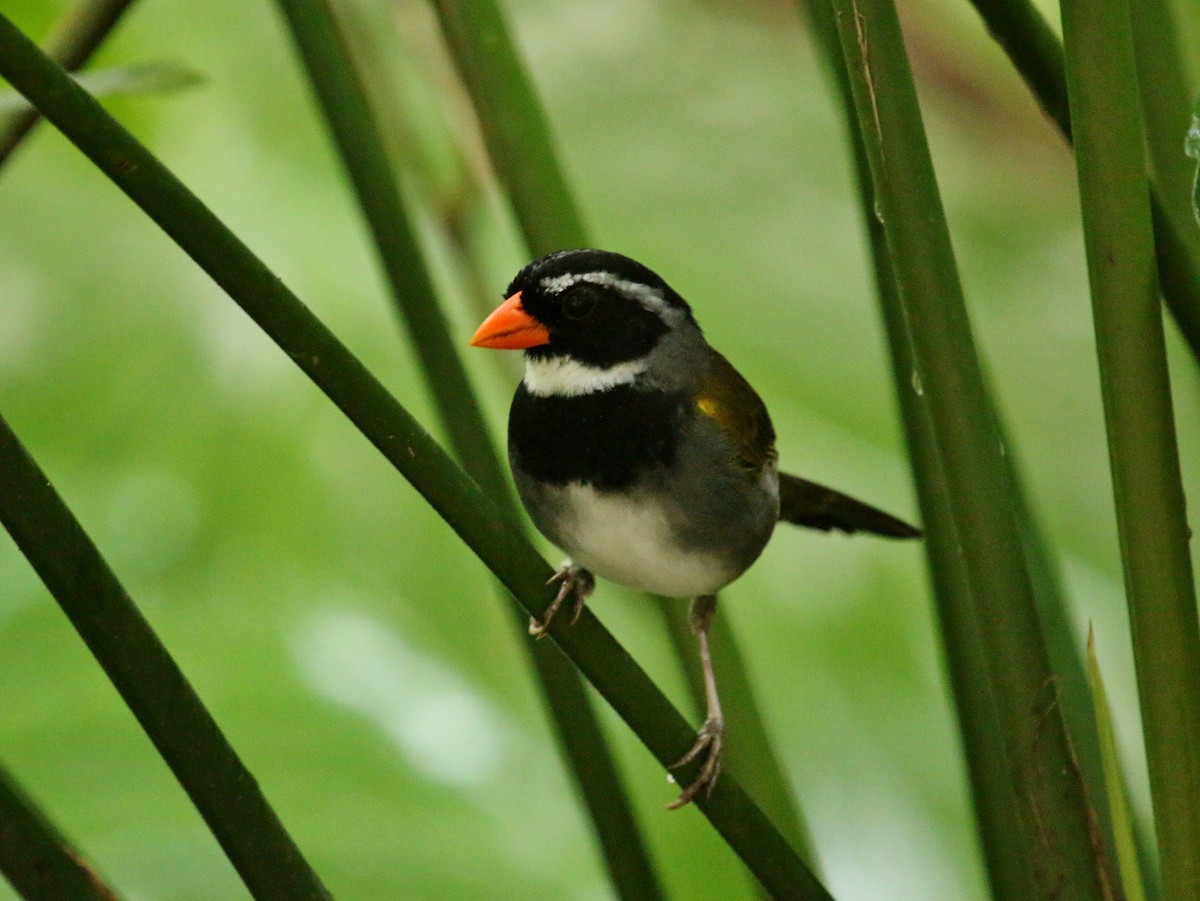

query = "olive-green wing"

[
  {"left": 694, "top": 351, "right": 777, "bottom": 473},
  {"left": 778, "top": 472, "right": 922, "bottom": 538}
]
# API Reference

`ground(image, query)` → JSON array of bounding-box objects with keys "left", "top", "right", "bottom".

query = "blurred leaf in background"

[
  {"left": 2, "top": 0, "right": 1195, "bottom": 898},
  {"left": 0, "top": 59, "right": 202, "bottom": 115}
]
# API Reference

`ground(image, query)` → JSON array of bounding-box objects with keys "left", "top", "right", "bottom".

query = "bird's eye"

[{"left": 561, "top": 289, "right": 597, "bottom": 321}]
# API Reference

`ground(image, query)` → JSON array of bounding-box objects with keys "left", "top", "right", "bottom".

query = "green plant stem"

[
  {"left": 812, "top": 0, "right": 1113, "bottom": 883},
  {"left": 430, "top": 0, "right": 821, "bottom": 872},
  {"left": 0, "top": 15, "right": 830, "bottom": 897},
  {"left": 826, "top": 0, "right": 1114, "bottom": 895},
  {"left": 1129, "top": 0, "right": 1200, "bottom": 357},
  {"left": 272, "top": 2, "right": 662, "bottom": 897},
  {"left": 274, "top": 0, "right": 511, "bottom": 513},
  {"left": 0, "top": 414, "right": 330, "bottom": 900},
  {"left": 1060, "top": 0, "right": 1200, "bottom": 895},
  {"left": 964, "top": 0, "right": 1200, "bottom": 364},
  {"left": 427, "top": 0, "right": 588, "bottom": 254},
  {"left": 0, "top": 762, "right": 118, "bottom": 901},
  {"left": 970, "top": 0, "right": 1070, "bottom": 132},
  {"left": 801, "top": 2, "right": 1034, "bottom": 893},
  {"left": 1129, "top": 0, "right": 1195, "bottom": 208},
  {"left": 963, "top": 0, "right": 1188, "bottom": 886},
  {"left": 0, "top": 0, "right": 136, "bottom": 167}
]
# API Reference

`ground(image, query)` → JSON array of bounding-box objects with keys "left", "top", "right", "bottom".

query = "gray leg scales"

[
  {"left": 529, "top": 561, "right": 595, "bottom": 638},
  {"left": 668, "top": 594, "right": 725, "bottom": 809}
]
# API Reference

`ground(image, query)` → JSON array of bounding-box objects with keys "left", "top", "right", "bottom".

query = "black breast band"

[{"left": 509, "top": 383, "right": 686, "bottom": 490}]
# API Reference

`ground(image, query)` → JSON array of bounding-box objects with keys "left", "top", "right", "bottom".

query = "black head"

[{"left": 505, "top": 249, "right": 694, "bottom": 367}]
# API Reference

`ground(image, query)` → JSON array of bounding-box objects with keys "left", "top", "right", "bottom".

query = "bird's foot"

[
  {"left": 529, "top": 561, "right": 595, "bottom": 639},
  {"left": 667, "top": 715, "right": 724, "bottom": 809}
]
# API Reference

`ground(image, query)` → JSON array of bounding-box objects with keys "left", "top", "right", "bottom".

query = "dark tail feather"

[{"left": 778, "top": 472, "right": 922, "bottom": 539}]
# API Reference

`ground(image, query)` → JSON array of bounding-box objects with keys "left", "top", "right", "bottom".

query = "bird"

[{"left": 470, "top": 249, "right": 920, "bottom": 808}]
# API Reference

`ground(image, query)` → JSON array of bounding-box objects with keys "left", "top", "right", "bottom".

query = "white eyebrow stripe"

[
  {"left": 538, "top": 270, "right": 671, "bottom": 315},
  {"left": 523, "top": 356, "right": 648, "bottom": 397}
]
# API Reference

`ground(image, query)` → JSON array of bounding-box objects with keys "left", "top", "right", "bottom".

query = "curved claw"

[
  {"left": 667, "top": 716, "right": 724, "bottom": 809},
  {"left": 529, "top": 562, "right": 595, "bottom": 639}
]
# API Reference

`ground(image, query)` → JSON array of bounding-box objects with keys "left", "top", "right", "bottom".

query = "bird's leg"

[
  {"left": 529, "top": 560, "right": 595, "bottom": 639},
  {"left": 668, "top": 593, "right": 724, "bottom": 809}
]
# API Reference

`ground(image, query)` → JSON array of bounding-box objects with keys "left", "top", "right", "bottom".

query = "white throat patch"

[{"left": 523, "top": 356, "right": 647, "bottom": 397}]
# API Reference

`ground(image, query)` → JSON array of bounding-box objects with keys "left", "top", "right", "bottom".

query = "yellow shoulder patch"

[{"left": 694, "top": 351, "right": 777, "bottom": 472}]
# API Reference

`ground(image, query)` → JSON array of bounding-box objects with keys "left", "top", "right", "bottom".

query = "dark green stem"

[
  {"left": 1129, "top": 0, "right": 1200, "bottom": 368},
  {"left": 965, "top": 0, "right": 1200, "bottom": 364},
  {"left": 0, "top": 414, "right": 330, "bottom": 900},
  {"left": 0, "top": 0, "right": 136, "bottom": 167},
  {"left": 272, "top": 1, "right": 662, "bottom": 896},
  {"left": 428, "top": 0, "right": 588, "bottom": 254},
  {"left": 0, "top": 14, "right": 829, "bottom": 898},
  {"left": 431, "top": 0, "right": 823, "bottom": 871},
  {"left": 429, "top": 0, "right": 818, "bottom": 868},
  {"left": 0, "top": 762, "right": 119, "bottom": 900},
  {"left": 1129, "top": 0, "right": 1194, "bottom": 205},
  {"left": 272, "top": 0, "right": 511, "bottom": 511},
  {"left": 801, "top": 2, "right": 1034, "bottom": 893}
]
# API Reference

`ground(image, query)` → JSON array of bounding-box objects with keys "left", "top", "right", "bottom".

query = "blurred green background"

[{"left": 2, "top": 0, "right": 1198, "bottom": 897}]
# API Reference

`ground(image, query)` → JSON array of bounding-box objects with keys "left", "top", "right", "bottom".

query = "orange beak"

[{"left": 469, "top": 291, "right": 551, "bottom": 350}]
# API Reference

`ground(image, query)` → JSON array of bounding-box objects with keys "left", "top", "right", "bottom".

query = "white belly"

[{"left": 552, "top": 482, "right": 734, "bottom": 598}]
